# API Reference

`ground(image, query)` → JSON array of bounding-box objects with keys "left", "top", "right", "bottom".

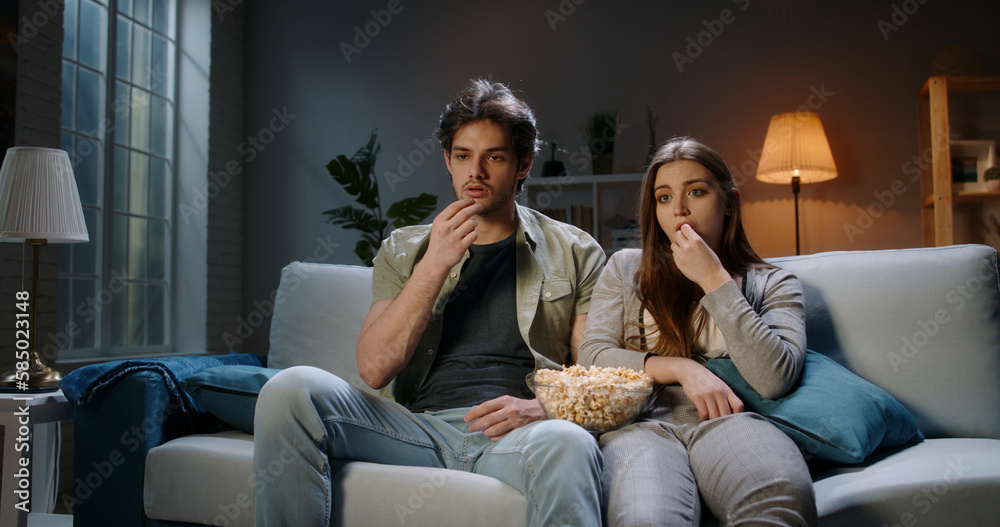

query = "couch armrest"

[{"left": 62, "top": 353, "right": 263, "bottom": 527}]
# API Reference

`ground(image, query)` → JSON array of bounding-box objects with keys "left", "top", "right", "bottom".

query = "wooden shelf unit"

[
  {"left": 521, "top": 173, "right": 644, "bottom": 252},
  {"left": 918, "top": 75, "right": 1000, "bottom": 247}
]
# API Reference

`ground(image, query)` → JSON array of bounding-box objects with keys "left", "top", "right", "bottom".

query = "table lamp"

[
  {"left": 755, "top": 111, "right": 838, "bottom": 255},
  {"left": 0, "top": 147, "right": 89, "bottom": 392}
]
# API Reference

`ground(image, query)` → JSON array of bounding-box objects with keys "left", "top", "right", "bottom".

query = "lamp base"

[{"left": 0, "top": 362, "right": 62, "bottom": 393}]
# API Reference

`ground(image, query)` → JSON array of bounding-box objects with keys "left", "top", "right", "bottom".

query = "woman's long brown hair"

[{"left": 629, "top": 137, "right": 768, "bottom": 357}]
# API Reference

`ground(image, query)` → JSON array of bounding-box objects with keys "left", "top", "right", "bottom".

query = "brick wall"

[
  {"left": 206, "top": 2, "right": 246, "bottom": 352},
  {"left": 0, "top": 0, "right": 63, "bottom": 376}
]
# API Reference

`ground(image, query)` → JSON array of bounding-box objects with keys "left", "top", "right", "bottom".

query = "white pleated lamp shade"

[
  {"left": 0, "top": 147, "right": 90, "bottom": 243},
  {"left": 756, "top": 112, "right": 838, "bottom": 184}
]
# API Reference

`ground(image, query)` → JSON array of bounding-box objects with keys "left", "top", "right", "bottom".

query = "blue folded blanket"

[{"left": 60, "top": 353, "right": 264, "bottom": 426}]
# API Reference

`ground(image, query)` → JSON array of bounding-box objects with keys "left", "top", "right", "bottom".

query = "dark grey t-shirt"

[{"left": 406, "top": 234, "right": 535, "bottom": 413}]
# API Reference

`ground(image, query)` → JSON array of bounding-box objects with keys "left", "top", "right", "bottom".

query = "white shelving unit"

[{"left": 520, "top": 173, "right": 645, "bottom": 252}]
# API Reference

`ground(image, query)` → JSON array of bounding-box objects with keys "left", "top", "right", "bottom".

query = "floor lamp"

[
  {"left": 755, "top": 112, "right": 838, "bottom": 255},
  {"left": 0, "top": 147, "right": 90, "bottom": 392}
]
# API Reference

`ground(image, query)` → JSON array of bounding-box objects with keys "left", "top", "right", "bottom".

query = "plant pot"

[
  {"left": 986, "top": 179, "right": 1000, "bottom": 191},
  {"left": 591, "top": 152, "right": 614, "bottom": 175}
]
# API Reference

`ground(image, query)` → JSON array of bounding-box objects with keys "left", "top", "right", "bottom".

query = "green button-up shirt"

[{"left": 372, "top": 204, "right": 606, "bottom": 404}]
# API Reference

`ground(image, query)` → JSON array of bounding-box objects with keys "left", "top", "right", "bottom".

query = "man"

[{"left": 254, "top": 79, "right": 606, "bottom": 527}]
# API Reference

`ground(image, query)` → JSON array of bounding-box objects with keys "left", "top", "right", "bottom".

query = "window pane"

[
  {"left": 58, "top": 244, "right": 71, "bottom": 274},
  {"left": 61, "top": 63, "right": 75, "bottom": 129},
  {"left": 114, "top": 147, "right": 129, "bottom": 211},
  {"left": 146, "top": 283, "right": 164, "bottom": 345},
  {"left": 130, "top": 88, "right": 150, "bottom": 149},
  {"left": 148, "top": 220, "right": 165, "bottom": 280},
  {"left": 114, "top": 82, "right": 130, "bottom": 146},
  {"left": 129, "top": 217, "right": 147, "bottom": 279},
  {"left": 149, "top": 157, "right": 167, "bottom": 218},
  {"left": 116, "top": 16, "right": 132, "bottom": 81},
  {"left": 61, "top": 0, "right": 175, "bottom": 358},
  {"left": 112, "top": 214, "right": 128, "bottom": 278},
  {"left": 129, "top": 151, "right": 148, "bottom": 215},
  {"left": 78, "top": 0, "right": 106, "bottom": 72},
  {"left": 150, "top": 35, "right": 171, "bottom": 97},
  {"left": 76, "top": 67, "right": 104, "bottom": 136},
  {"left": 152, "top": 0, "right": 172, "bottom": 34},
  {"left": 127, "top": 282, "right": 145, "bottom": 346},
  {"left": 132, "top": 24, "right": 151, "bottom": 89},
  {"left": 58, "top": 277, "right": 71, "bottom": 340},
  {"left": 73, "top": 279, "right": 97, "bottom": 349},
  {"left": 110, "top": 282, "right": 126, "bottom": 347},
  {"left": 61, "top": 132, "right": 73, "bottom": 155},
  {"left": 72, "top": 208, "right": 99, "bottom": 275},
  {"left": 133, "top": 0, "right": 150, "bottom": 26},
  {"left": 63, "top": 0, "right": 78, "bottom": 60},
  {"left": 74, "top": 136, "right": 101, "bottom": 205},
  {"left": 150, "top": 95, "right": 170, "bottom": 156}
]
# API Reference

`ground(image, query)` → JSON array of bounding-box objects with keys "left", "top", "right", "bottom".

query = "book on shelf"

[
  {"left": 540, "top": 207, "right": 567, "bottom": 223},
  {"left": 540, "top": 205, "right": 593, "bottom": 236}
]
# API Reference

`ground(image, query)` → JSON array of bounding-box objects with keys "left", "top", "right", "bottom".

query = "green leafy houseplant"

[
  {"left": 323, "top": 130, "right": 437, "bottom": 266},
  {"left": 986, "top": 166, "right": 1000, "bottom": 191},
  {"left": 579, "top": 110, "right": 621, "bottom": 154},
  {"left": 579, "top": 110, "right": 621, "bottom": 174}
]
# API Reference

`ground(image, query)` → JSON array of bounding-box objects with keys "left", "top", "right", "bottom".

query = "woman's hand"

[
  {"left": 672, "top": 224, "right": 732, "bottom": 293},
  {"left": 678, "top": 363, "right": 745, "bottom": 421},
  {"left": 646, "top": 355, "right": 744, "bottom": 421}
]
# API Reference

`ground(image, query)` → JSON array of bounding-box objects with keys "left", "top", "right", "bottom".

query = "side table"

[{"left": 0, "top": 390, "right": 74, "bottom": 527}]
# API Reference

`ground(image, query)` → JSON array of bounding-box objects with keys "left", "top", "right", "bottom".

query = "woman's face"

[{"left": 653, "top": 160, "right": 730, "bottom": 252}]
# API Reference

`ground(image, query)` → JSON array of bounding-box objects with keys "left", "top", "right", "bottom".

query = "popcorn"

[{"left": 533, "top": 365, "right": 653, "bottom": 432}]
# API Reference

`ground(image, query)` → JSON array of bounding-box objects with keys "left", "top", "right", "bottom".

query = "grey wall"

[{"left": 239, "top": 0, "right": 1000, "bottom": 354}]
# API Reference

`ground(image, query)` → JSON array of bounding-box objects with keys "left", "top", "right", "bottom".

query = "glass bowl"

[{"left": 532, "top": 370, "right": 653, "bottom": 433}]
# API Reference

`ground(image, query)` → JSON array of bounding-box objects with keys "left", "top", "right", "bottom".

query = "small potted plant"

[
  {"left": 579, "top": 111, "right": 621, "bottom": 175},
  {"left": 985, "top": 166, "right": 1000, "bottom": 192}
]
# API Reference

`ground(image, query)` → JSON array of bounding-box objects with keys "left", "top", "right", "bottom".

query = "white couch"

[{"left": 64, "top": 244, "right": 1000, "bottom": 526}]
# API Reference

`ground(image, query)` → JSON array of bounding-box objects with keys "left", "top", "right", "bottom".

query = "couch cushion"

[
  {"left": 334, "top": 460, "right": 526, "bottom": 527},
  {"left": 767, "top": 245, "right": 1000, "bottom": 440},
  {"left": 707, "top": 350, "right": 923, "bottom": 464},
  {"left": 267, "top": 262, "right": 377, "bottom": 394},
  {"left": 180, "top": 365, "right": 282, "bottom": 433},
  {"left": 811, "top": 438, "right": 1000, "bottom": 526},
  {"left": 145, "top": 432, "right": 527, "bottom": 527},
  {"left": 144, "top": 431, "right": 257, "bottom": 527}
]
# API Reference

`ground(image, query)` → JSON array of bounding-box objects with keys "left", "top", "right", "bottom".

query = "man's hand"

[
  {"left": 421, "top": 199, "right": 483, "bottom": 274},
  {"left": 465, "top": 395, "right": 547, "bottom": 441},
  {"left": 356, "top": 199, "right": 483, "bottom": 389}
]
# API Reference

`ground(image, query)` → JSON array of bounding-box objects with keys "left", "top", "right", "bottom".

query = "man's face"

[{"left": 444, "top": 120, "right": 530, "bottom": 218}]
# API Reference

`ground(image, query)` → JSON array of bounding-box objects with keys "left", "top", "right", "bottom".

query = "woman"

[{"left": 579, "top": 137, "right": 816, "bottom": 526}]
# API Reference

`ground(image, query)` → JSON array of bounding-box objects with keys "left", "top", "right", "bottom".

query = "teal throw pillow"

[
  {"left": 181, "top": 365, "right": 281, "bottom": 434},
  {"left": 705, "top": 350, "right": 924, "bottom": 464}
]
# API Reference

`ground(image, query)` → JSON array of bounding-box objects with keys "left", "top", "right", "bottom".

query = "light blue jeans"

[{"left": 252, "top": 366, "right": 603, "bottom": 527}]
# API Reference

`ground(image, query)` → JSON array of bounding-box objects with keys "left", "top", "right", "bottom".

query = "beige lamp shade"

[
  {"left": 756, "top": 112, "right": 838, "bottom": 184},
  {"left": 0, "top": 147, "right": 89, "bottom": 243}
]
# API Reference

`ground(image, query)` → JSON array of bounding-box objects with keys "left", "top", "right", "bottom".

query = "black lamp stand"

[{"left": 792, "top": 175, "right": 801, "bottom": 256}]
